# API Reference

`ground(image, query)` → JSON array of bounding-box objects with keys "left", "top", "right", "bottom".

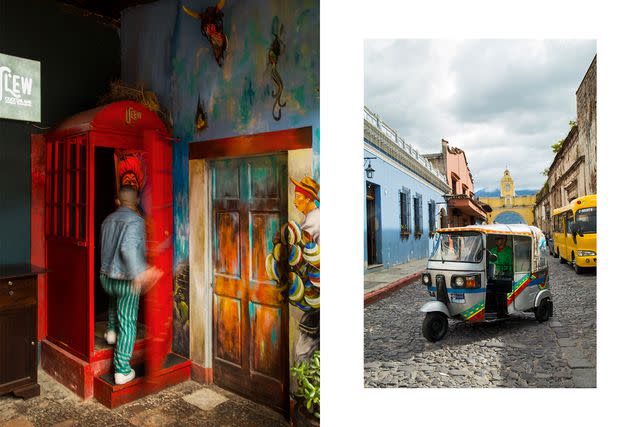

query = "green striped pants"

[{"left": 100, "top": 274, "right": 140, "bottom": 375}]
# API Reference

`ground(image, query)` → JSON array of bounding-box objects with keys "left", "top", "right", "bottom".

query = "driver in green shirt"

[{"left": 489, "top": 236, "right": 513, "bottom": 276}]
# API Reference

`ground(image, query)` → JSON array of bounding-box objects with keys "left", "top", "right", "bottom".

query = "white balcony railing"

[{"left": 364, "top": 106, "right": 447, "bottom": 183}]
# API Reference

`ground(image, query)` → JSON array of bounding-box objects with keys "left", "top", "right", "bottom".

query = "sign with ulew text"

[{"left": 0, "top": 53, "right": 41, "bottom": 122}]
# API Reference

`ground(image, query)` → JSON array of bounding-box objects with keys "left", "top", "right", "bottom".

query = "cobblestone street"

[
  {"left": 0, "top": 369, "right": 288, "bottom": 427},
  {"left": 364, "top": 254, "right": 596, "bottom": 388}
]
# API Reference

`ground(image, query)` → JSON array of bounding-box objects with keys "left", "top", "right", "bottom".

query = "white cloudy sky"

[{"left": 364, "top": 39, "right": 597, "bottom": 191}]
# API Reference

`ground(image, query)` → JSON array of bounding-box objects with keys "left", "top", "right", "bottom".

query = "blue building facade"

[{"left": 364, "top": 108, "right": 449, "bottom": 269}]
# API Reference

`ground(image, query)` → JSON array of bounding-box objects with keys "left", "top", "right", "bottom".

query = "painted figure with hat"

[{"left": 290, "top": 175, "right": 320, "bottom": 245}]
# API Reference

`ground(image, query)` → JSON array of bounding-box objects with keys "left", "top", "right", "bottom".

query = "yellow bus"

[{"left": 551, "top": 194, "right": 596, "bottom": 274}]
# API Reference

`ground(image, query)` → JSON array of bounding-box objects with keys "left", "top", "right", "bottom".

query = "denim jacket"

[{"left": 100, "top": 206, "right": 148, "bottom": 280}]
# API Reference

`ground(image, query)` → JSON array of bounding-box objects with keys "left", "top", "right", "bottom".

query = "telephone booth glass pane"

[{"left": 56, "top": 142, "right": 64, "bottom": 236}]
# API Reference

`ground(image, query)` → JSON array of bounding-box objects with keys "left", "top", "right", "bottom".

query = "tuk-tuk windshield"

[{"left": 430, "top": 232, "right": 484, "bottom": 263}]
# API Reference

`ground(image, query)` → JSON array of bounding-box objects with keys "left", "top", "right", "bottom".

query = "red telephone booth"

[{"left": 40, "top": 101, "right": 190, "bottom": 407}]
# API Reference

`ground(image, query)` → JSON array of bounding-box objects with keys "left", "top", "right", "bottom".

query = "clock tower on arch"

[{"left": 500, "top": 168, "right": 515, "bottom": 198}]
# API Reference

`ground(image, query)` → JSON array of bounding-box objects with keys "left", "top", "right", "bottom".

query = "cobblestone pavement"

[
  {"left": 364, "top": 254, "right": 596, "bottom": 388},
  {"left": 1, "top": 368, "right": 288, "bottom": 426}
]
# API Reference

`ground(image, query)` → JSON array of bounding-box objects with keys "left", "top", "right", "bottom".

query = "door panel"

[
  {"left": 212, "top": 154, "right": 288, "bottom": 413},
  {"left": 216, "top": 212, "right": 241, "bottom": 276},
  {"left": 45, "top": 136, "right": 89, "bottom": 359},
  {"left": 250, "top": 213, "right": 280, "bottom": 281},
  {"left": 215, "top": 296, "right": 242, "bottom": 365},
  {"left": 143, "top": 130, "right": 173, "bottom": 377},
  {"left": 250, "top": 302, "right": 283, "bottom": 378}
]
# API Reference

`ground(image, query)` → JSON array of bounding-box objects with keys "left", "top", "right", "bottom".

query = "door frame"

[
  {"left": 366, "top": 181, "right": 381, "bottom": 266},
  {"left": 189, "top": 127, "right": 312, "bottom": 415}
]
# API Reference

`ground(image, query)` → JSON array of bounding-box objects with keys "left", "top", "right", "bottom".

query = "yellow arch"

[{"left": 479, "top": 194, "right": 536, "bottom": 225}]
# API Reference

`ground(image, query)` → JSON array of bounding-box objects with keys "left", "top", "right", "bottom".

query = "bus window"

[
  {"left": 565, "top": 211, "right": 574, "bottom": 235},
  {"left": 575, "top": 207, "right": 596, "bottom": 234}
]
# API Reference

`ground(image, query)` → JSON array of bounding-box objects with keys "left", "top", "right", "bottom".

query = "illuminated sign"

[{"left": 0, "top": 53, "right": 41, "bottom": 122}]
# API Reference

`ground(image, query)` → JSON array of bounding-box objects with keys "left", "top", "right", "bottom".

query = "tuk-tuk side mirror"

[{"left": 487, "top": 249, "right": 498, "bottom": 263}]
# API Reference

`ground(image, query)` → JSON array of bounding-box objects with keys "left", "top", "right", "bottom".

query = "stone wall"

[
  {"left": 544, "top": 55, "right": 596, "bottom": 211},
  {"left": 534, "top": 55, "right": 596, "bottom": 231},
  {"left": 576, "top": 56, "right": 597, "bottom": 195}
]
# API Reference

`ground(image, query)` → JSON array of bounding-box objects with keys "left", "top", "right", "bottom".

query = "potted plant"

[
  {"left": 400, "top": 224, "right": 410, "bottom": 238},
  {"left": 291, "top": 351, "right": 320, "bottom": 426}
]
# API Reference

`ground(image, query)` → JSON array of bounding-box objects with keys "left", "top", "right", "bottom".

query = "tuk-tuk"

[{"left": 420, "top": 224, "right": 552, "bottom": 342}]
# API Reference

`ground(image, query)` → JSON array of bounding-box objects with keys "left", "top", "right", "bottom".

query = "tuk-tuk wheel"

[
  {"left": 422, "top": 312, "right": 449, "bottom": 342},
  {"left": 535, "top": 299, "right": 551, "bottom": 323}
]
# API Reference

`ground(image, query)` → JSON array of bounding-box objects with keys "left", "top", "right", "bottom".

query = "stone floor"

[
  {"left": 0, "top": 368, "right": 288, "bottom": 427},
  {"left": 364, "top": 258, "right": 427, "bottom": 294},
  {"left": 364, "top": 254, "right": 596, "bottom": 388}
]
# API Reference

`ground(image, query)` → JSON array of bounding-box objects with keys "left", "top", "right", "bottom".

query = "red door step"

[{"left": 93, "top": 353, "right": 191, "bottom": 409}]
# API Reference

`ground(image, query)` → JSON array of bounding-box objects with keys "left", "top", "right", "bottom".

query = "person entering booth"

[
  {"left": 42, "top": 101, "right": 189, "bottom": 406},
  {"left": 99, "top": 185, "right": 162, "bottom": 384}
]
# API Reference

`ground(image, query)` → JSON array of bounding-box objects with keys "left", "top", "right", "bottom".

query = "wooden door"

[
  {"left": 0, "top": 305, "right": 37, "bottom": 392},
  {"left": 366, "top": 184, "right": 377, "bottom": 265},
  {"left": 45, "top": 136, "right": 90, "bottom": 359},
  {"left": 211, "top": 154, "right": 288, "bottom": 413},
  {"left": 142, "top": 130, "right": 174, "bottom": 378}
]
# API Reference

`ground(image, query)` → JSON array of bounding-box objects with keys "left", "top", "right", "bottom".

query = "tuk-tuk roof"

[{"left": 437, "top": 224, "right": 543, "bottom": 238}]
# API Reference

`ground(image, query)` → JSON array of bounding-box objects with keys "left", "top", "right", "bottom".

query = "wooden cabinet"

[{"left": 0, "top": 265, "right": 44, "bottom": 399}]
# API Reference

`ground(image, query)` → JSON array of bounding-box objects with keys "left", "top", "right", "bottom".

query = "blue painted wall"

[
  {"left": 120, "top": 0, "right": 319, "bottom": 356},
  {"left": 364, "top": 144, "right": 446, "bottom": 269}
]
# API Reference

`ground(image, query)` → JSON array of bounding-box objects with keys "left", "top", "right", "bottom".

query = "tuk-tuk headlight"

[
  {"left": 422, "top": 273, "right": 431, "bottom": 286},
  {"left": 451, "top": 274, "right": 481, "bottom": 289}
]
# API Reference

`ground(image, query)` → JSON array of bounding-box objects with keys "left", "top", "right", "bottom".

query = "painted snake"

[{"left": 269, "top": 19, "right": 286, "bottom": 121}]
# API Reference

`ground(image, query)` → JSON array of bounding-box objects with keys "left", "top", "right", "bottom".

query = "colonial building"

[
  {"left": 480, "top": 169, "right": 536, "bottom": 225},
  {"left": 423, "top": 139, "right": 488, "bottom": 227},
  {"left": 363, "top": 107, "right": 449, "bottom": 270},
  {"left": 534, "top": 55, "right": 597, "bottom": 235}
]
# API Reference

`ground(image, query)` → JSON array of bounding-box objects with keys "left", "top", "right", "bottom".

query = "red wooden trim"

[
  {"left": 189, "top": 126, "right": 312, "bottom": 160},
  {"left": 88, "top": 144, "right": 95, "bottom": 357},
  {"left": 190, "top": 362, "right": 214, "bottom": 384},
  {"left": 90, "top": 339, "right": 147, "bottom": 363},
  {"left": 41, "top": 339, "right": 93, "bottom": 399},
  {"left": 31, "top": 134, "right": 47, "bottom": 340},
  {"left": 93, "top": 356, "right": 191, "bottom": 408},
  {"left": 46, "top": 335, "right": 89, "bottom": 362}
]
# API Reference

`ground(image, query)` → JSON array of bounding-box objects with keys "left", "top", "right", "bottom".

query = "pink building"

[{"left": 423, "top": 139, "right": 488, "bottom": 227}]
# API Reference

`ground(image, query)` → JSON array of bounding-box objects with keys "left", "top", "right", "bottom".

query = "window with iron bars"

[
  {"left": 399, "top": 187, "right": 411, "bottom": 237},
  {"left": 414, "top": 194, "right": 423, "bottom": 237}
]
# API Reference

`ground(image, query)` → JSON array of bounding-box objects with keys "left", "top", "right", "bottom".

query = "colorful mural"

[
  {"left": 195, "top": 95, "right": 207, "bottom": 131},
  {"left": 121, "top": 0, "right": 319, "bottom": 358},
  {"left": 182, "top": 1, "right": 228, "bottom": 67},
  {"left": 278, "top": 175, "right": 320, "bottom": 420},
  {"left": 114, "top": 150, "right": 148, "bottom": 214},
  {"left": 115, "top": 150, "right": 147, "bottom": 191},
  {"left": 268, "top": 16, "right": 286, "bottom": 121}
]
